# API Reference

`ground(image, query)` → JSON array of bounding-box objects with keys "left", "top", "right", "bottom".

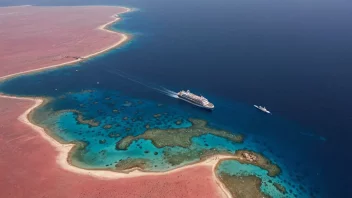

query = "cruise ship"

[{"left": 177, "top": 90, "right": 214, "bottom": 110}]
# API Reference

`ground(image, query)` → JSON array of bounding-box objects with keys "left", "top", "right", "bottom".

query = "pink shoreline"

[
  {"left": 0, "top": 5, "right": 130, "bottom": 80},
  {"left": 0, "top": 96, "right": 229, "bottom": 198},
  {"left": 0, "top": 94, "right": 228, "bottom": 197},
  {"left": 0, "top": 5, "right": 230, "bottom": 198}
]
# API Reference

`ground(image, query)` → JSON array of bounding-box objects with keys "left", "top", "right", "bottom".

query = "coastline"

[
  {"left": 19, "top": 95, "right": 245, "bottom": 179},
  {"left": 0, "top": 4, "right": 32, "bottom": 8},
  {"left": 0, "top": 95, "right": 226, "bottom": 198},
  {"left": 0, "top": 94, "right": 239, "bottom": 195},
  {"left": 0, "top": 6, "right": 131, "bottom": 82},
  {"left": 0, "top": 5, "right": 232, "bottom": 197},
  {"left": 0, "top": 94, "right": 236, "bottom": 197}
]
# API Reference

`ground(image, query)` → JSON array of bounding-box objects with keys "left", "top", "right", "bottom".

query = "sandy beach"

[{"left": 0, "top": 5, "right": 229, "bottom": 198}]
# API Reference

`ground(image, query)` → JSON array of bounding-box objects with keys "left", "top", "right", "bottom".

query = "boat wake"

[
  {"left": 158, "top": 86, "right": 179, "bottom": 98},
  {"left": 104, "top": 68, "right": 179, "bottom": 99}
]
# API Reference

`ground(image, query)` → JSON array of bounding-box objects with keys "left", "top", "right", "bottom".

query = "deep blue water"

[{"left": 1, "top": 0, "right": 352, "bottom": 197}]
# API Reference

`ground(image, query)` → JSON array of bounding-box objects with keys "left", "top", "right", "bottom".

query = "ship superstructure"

[{"left": 177, "top": 90, "right": 214, "bottom": 110}]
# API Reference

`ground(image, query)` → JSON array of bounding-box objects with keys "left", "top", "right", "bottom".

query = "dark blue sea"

[{"left": 1, "top": 0, "right": 352, "bottom": 197}]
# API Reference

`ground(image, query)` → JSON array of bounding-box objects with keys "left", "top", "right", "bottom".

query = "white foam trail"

[
  {"left": 104, "top": 69, "right": 179, "bottom": 99},
  {"left": 159, "top": 86, "right": 178, "bottom": 98}
]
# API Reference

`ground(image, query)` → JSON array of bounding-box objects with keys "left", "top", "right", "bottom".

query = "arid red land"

[
  {"left": 0, "top": 6, "right": 127, "bottom": 78},
  {"left": 0, "top": 6, "right": 224, "bottom": 198}
]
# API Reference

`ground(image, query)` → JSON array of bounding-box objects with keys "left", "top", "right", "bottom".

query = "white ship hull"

[
  {"left": 254, "top": 105, "right": 271, "bottom": 114},
  {"left": 178, "top": 96, "right": 214, "bottom": 110}
]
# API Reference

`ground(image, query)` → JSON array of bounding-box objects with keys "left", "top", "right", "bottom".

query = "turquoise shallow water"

[
  {"left": 1, "top": 0, "right": 350, "bottom": 196},
  {"left": 218, "top": 160, "right": 288, "bottom": 197},
  {"left": 12, "top": 86, "right": 321, "bottom": 197}
]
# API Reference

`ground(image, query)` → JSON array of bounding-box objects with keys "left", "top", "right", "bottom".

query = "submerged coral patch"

[
  {"left": 74, "top": 111, "right": 100, "bottom": 127},
  {"left": 273, "top": 182, "right": 287, "bottom": 194},
  {"left": 115, "top": 158, "right": 151, "bottom": 172},
  {"left": 116, "top": 118, "right": 243, "bottom": 150},
  {"left": 233, "top": 150, "right": 281, "bottom": 177},
  {"left": 218, "top": 173, "right": 270, "bottom": 198}
]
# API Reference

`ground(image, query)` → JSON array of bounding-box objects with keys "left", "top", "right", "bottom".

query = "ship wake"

[
  {"left": 158, "top": 86, "right": 179, "bottom": 98},
  {"left": 104, "top": 69, "right": 179, "bottom": 98}
]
